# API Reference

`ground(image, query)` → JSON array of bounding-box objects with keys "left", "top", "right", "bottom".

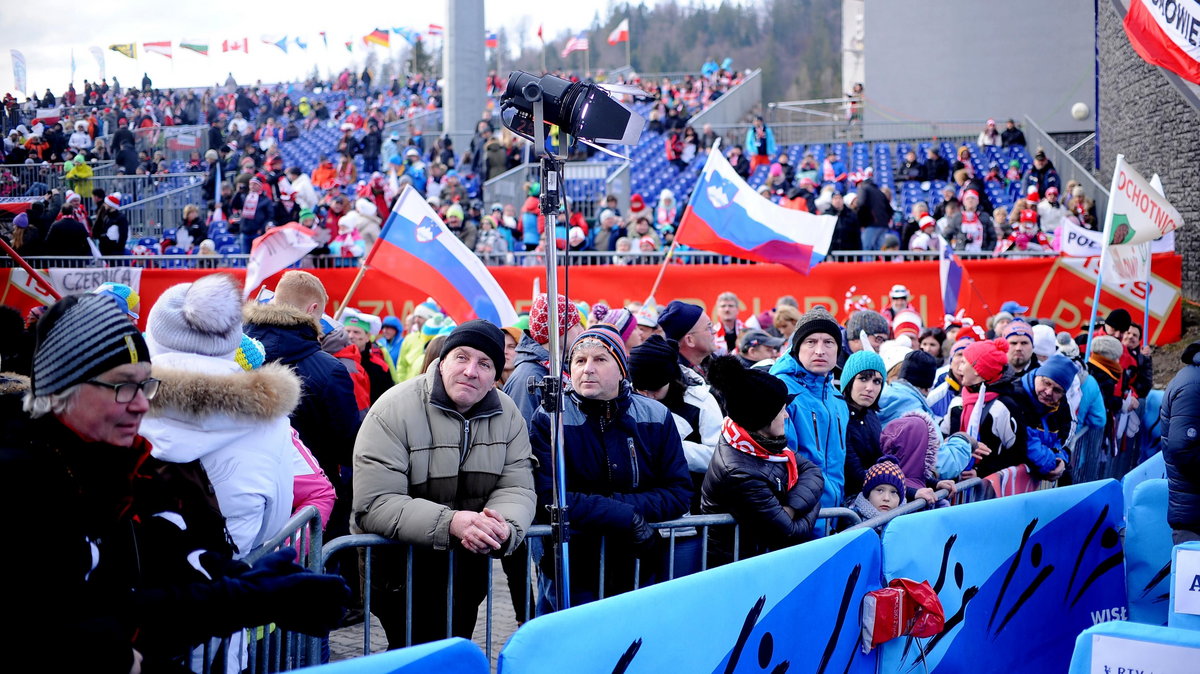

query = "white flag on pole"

[{"left": 243, "top": 224, "right": 319, "bottom": 298}]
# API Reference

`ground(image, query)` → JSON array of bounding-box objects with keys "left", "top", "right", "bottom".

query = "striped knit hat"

[
  {"left": 32, "top": 294, "right": 151, "bottom": 397},
  {"left": 571, "top": 328, "right": 629, "bottom": 380},
  {"left": 862, "top": 455, "right": 907, "bottom": 500}
]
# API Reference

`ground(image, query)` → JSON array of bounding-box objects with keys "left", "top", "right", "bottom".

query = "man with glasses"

[
  {"left": 1, "top": 294, "right": 350, "bottom": 672},
  {"left": 658, "top": 300, "right": 718, "bottom": 379}
]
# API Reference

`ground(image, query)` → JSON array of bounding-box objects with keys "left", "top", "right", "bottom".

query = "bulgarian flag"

[
  {"left": 1124, "top": 0, "right": 1200, "bottom": 84},
  {"left": 180, "top": 40, "right": 208, "bottom": 56}
]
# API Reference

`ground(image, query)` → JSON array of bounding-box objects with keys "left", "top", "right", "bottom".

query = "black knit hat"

[
  {"left": 32, "top": 294, "right": 150, "bottom": 397},
  {"left": 708, "top": 355, "right": 795, "bottom": 432},
  {"left": 789, "top": 306, "right": 842, "bottom": 357},
  {"left": 628, "top": 334, "right": 680, "bottom": 391},
  {"left": 899, "top": 350, "right": 938, "bottom": 389},
  {"left": 1104, "top": 308, "right": 1131, "bottom": 332},
  {"left": 440, "top": 319, "right": 507, "bottom": 373}
]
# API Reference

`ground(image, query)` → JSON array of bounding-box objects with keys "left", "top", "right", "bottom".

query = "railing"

[
  {"left": 701, "top": 120, "right": 979, "bottom": 149},
  {"left": 318, "top": 508, "right": 862, "bottom": 666},
  {"left": 382, "top": 108, "right": 443, "bottom": 140},
  {"left": 0, "top": 249, "right": 1061, "bottom": 272},
  {"left": 0, "top": 161, "right": 117, "bottom": 197},
  {"left": 185, "top": 507, "right": 324, "bottom": 674},
  {"left": 1022, "top": 114, "right": 1109, "bottom": 217},
  {"left": 91, "top": 173, "right": 207, "bottom": 204},
  {"left": 846, "top": 477, "right": 986, "bottom": 531},
  {"left": 686, "top": 69, "right": 763, "bottom": 130},
  {"left": 119, "top": 180, "right": 208, "bottom": 238}
]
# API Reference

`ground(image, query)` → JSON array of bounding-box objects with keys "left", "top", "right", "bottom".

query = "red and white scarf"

[
  {"left": 240, "top": 191, "right": 260, "bottom": 221},
  {"left": 722, "top": 417, "right": 798, "bottom": 489}
]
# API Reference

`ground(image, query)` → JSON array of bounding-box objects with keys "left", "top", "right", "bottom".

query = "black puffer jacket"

[
  {"left": 701, "top": 432, "right": 824, "bottom": 559},
  {"left": 1163, "top": 341, "right": 1200, "bottom": 532},
  {"left": 843, "top": 403, "right": 882, "bottom": 499}
]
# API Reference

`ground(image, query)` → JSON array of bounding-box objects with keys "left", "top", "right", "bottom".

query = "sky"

[{"left": 0, "top": 0, "right": 703, "bottom": 97}]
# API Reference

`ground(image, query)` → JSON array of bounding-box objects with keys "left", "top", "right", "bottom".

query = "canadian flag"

[
  {"left": 607, "top": 18, "right": 629, "bottom": 46},
  {"left": 222, "top": 38, "right": 248, "bottom": 53}
]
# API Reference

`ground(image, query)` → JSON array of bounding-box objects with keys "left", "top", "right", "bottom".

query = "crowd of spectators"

[{"left": 0, "top": 267, "right": 1165, "bottom": 668}]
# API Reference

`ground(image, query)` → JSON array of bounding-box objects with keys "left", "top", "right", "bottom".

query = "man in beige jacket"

[{"left": 352, "top": 319, "right": 535, "bottom": 648}]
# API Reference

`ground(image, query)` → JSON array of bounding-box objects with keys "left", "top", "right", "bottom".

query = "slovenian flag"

[
  {"left": 365, "top": 186, "right": 517, "bottom": 326},
  {"left": 676, "top": 145, "right": 836, "bottom": 275},
  {"left": 939, "top": 235, "right": 967, "bottom": 316}
]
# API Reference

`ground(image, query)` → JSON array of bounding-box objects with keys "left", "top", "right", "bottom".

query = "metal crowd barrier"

[
  {"left": 846, "top": 477, "right": 987, "bottom": 532},
  {"left": 317, "top": 508, "right": 862, "bottom": 666},
  {"left": 185, "top": 506, "right": 325, "bottom": 674}
]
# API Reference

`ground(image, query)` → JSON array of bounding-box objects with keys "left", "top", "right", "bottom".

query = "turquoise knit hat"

[{"left": 840, "top": 349, "right": 886, "bottom": 394}]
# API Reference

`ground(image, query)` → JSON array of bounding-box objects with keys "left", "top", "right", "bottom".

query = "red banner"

[{"left": 0, "top": 255, "right": 1183, "bottom": 345}]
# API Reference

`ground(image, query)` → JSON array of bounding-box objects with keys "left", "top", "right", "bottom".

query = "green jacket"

[
  {"left": 351, "top": 370, "right": 536, "bottom": 554},
  {"left": 394, "top": 331, "right": 432, "bottom": 383}
]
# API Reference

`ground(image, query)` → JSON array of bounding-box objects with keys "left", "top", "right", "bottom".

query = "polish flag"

[
  {"left": 607, "top": 19, "right": 629, "bottom": 46},
  {"left": 1124, "top": 0, "right": 1200, "bottom": 84}
]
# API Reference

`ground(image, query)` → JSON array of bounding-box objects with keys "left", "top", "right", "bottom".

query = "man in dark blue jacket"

[
  {"left": 1163, "top": 341, "right": 1200, "bottom": 544},
  {"left": 243, "top": 271, "right": 359, "bottom": 475},
  {"left": 531, "top": 328, "right": 691, "bottom": 610}
]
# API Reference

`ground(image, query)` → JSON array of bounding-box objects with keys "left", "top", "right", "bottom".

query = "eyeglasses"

[{"left": 85, "top": 378, "right": 160, "bottom": 403}]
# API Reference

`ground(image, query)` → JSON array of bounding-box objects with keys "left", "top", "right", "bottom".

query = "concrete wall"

[
  {"left": 862, "top": 0, "right": 1095, "bottom": 133},
  {"left": 1098, "top": 0, "right": 1200, "bottom": 297},
  {"left": 443, "top": 0, "right": 486, "bottom": 139}
]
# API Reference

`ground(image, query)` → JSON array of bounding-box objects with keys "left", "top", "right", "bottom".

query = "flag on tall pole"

[
  {"left": 607, "top": 19, "right": 630, "bottom": 45},
  {"left": 263, "top": 36, "right": 288, "bottom": 53},
  {"left": 938, "top": 236, "right": 969, "bottom": 316},
  {"left": 428, "top": 24, "right": 444, "bottom": 37},
  {"left": 485, "top": 32, "right": 499, "bottom": 49},
  {"left": 10, "top": 50, "right": 26, "bottom": 94},
  {"left": 109, "top": 44, "right": 137, "bottom": 59},
  {"left": 89, "top": 46, "right": 105, "bottom": 80},
  {"left": 1085, "top": 154, "right": 1184, "bottom": 359},
  {"left": 222, "top": 38, "right": 248, "bottom": 53},
  {"left": 676, "top": 144, "right": 836, "bottom": 275},
  {"left": 319, "top": 32, "right": 327, "bottom": 48},
  {"left": 180, "top": 40, "right": 209, "bottom": 56},
  {"left": 293, "top": 36, "right": 307, "bottom": 50},
  {"left": 560, "top": 31, "right": 589, "bottom": 59},
  {"left": 143, "top": 42, "right": 173, "bottom": 59},
  {"left": 363, "top": 29, "right": 390, "bottom": 48},
  {"left": 393, "top": 27, "right": 420, "bottom": 45},
  {"left": 363, "top": 185, "right": 518, "bottom": 325},
  {"left": 244, "top": 224, "right": 320, "bottom": 299}
]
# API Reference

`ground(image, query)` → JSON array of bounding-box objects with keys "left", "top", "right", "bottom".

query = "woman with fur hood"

[{"left": 139, "top": 274, "right": 298, "bottom": 559}]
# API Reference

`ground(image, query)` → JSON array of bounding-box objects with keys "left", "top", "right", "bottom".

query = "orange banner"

[{"left": 0, "top": 255, "right": 1183, "bottom": 345}]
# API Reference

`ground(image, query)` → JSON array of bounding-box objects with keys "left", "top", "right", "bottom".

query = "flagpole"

[
  {"left": 1085, "top": 153, "right": 1124, "bottom": 363},
  {"left": 1143, "top": 254, "right": 1152, "bottom": 349},
  {"left": 626, "top": 29, "right": 631, "bottom": 70},
  {"left": 0, "top": 238, "right": 62, "bottom": 300},
  {"left": 646, "top": 239, "right": 680, "bottom": 302},
  {"left": 334, "top": 263, "right": 369, "bottom": 320}
]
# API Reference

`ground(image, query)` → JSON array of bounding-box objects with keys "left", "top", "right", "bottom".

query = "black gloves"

[
  {"left": 234, "top": 548, "right": 351, "bottom": 636},
  {"left": 629, "top": 513, "right": 658, "bottom": 556}
]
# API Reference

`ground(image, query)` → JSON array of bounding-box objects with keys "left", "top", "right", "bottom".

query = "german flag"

[{"left": 363, "top": 29, "right": 390, "bottom": 48}]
